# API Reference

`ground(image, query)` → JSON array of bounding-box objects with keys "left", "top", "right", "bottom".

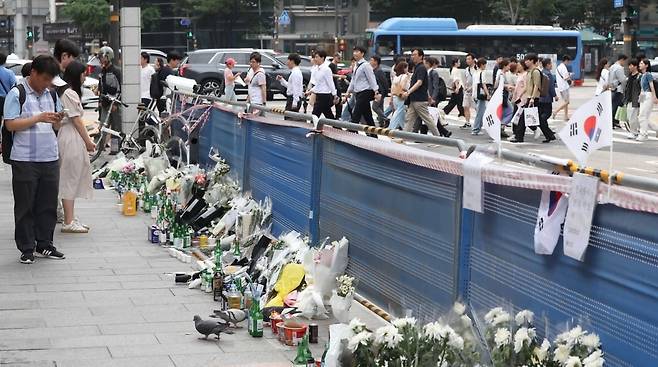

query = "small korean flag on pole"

[
  {"left": 557, "top": 90, "right": 613, "bottom": 166},
  {"left": 482, "top": 82, "right": 505, "bottom": 143}
]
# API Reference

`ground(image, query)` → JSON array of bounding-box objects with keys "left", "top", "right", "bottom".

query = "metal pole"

[
  {"left": 258, "top": 0, "right": 263, "bottom": 49},
  {"left": 621, "top": 8, "right": 632, "bottom": 57},
  {"left": 27, "top": 0, "right": 33, "bottom": 59}
]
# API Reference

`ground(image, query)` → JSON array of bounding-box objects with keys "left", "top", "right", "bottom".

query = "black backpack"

[
  {"left": 150, "top": 72, "right": 163, "bottom": 100},
  {"left": 1, "top": 84, "right": 58, "bottom": 163},
  {"left": 436, "top": 74, "right": 448, "bottom": 103}
]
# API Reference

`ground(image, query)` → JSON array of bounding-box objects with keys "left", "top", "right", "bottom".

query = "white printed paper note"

[
  {"left": 462, "top": 152, "right": 493, "bottom": 213},
  {"left": 563, "top": 173, "right": 599, "bottom": 261}
]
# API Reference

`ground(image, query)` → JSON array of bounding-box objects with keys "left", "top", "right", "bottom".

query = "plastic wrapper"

[
  {"left": 329, "top": 290, "right": 353, "bottom": 324},
  {"left": 296, "top": 285, "right": 329, "bottom": 320},
  {"left": 325, "top": 323, "right": 354, "bottom": 367},
  {"left": 143, "top": 155, "right": 169, "bottom": 181},
  {"left": 307, "top": 237, "right": 349, "bottom": 299}
]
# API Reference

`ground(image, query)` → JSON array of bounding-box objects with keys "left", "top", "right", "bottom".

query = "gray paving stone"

[
  {"left": 120, "top": 280, "right": 175, "bottom": 289},
  {"left": 99, "top": 322, "right": 192, "bottom": 335},
  {"left": 0, "top": 347, "right": 111, "bottom": 364},
  {"left": 0, "top": 325, "right": 100, "bottom": 339},
  {"left": 34, "top": 282, "right": 123, "bottom": 292},
  {"left": 108, "top": 342, "right": 221, "bottom": 358},
  {"left": 0, "top": 317, "right": 46, "bottom": 330},
  {"left": 0, "top": 285, "right": 36, "bottom": 293},
  {"left": 0, "top": 338, "right": 52, "bottom": 350},
  {"left": 0, "top": 300, "right": 40, "bottom": 310},
  {"left": 55, "top": 357, "right": 175, "bottom": 367},
  {"left": 49, "top": 334, "right": 159, "bottom": 348},
  {"left": 187, "top": 352, "right": 292, "bottom": 367}
]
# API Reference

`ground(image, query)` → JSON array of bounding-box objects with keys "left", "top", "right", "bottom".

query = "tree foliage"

[
  {"left": 141, "top": 5, "right": 161, "bottom": 32},
  {"left": 61, "top": 0, "right": 110, "bottom": 35}
]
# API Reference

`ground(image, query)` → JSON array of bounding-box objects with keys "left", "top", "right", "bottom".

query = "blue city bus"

[{"left": 366, "top": 18, "right": 583, "bottom": 80}]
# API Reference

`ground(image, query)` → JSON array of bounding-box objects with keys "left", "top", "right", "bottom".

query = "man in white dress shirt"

[
  {"left": 345, "top": 46, "right": 379, "bottom": 135},
  {"left": 277, "top": 53, "right": 304, "bottom": 117},
  {"left": 309, "top": 50, "right": 337, "bottom": 119}
]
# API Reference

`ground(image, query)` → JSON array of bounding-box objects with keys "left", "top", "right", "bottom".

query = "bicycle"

[
  {"left": 90, "top": 95, "right": 162, "bottom": 163},
  {"left": 162, "top": 103, "right": 213, "bottom": 169}
]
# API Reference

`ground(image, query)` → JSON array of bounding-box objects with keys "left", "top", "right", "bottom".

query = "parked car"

[
  {"left": 179, "top": 48, "right": 310, "bottom": 99},
  {"left": 6, "top": 58, "right": 97, "bottom": 107}
]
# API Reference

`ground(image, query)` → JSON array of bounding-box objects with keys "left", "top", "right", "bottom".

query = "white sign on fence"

[{"left": 563, "top": 173, "right": 599, "bottom": 261}]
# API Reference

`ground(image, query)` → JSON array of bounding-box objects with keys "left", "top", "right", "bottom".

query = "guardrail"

[{"left": 174, "top": 90, "right": 658, "bottom": 194}]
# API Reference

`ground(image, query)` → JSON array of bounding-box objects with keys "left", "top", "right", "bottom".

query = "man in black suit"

[{"left": 370, "top": 55, "right": 390, "bottom": 127}]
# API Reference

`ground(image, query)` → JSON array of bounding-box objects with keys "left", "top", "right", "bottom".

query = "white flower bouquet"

[{"left": 330, "top": 274, "right": 356, "bottom": 323}]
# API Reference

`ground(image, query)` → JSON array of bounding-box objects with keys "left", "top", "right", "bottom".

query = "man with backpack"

[
  {"left": 510, "top": 53, "right": 543, "bottom": 143},
  {"left": 2, "top": 55, "right": 65, "bottom": 264}
]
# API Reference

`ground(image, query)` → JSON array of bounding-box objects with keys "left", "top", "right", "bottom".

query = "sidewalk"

[{"left": 0, "top": 164, "right": 384, "bottom": 367}]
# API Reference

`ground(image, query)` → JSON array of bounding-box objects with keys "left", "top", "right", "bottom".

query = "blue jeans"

[
  {"left": 473, "top": 99, "right": 487, "bottom": 133},
  {"left": 224, "top": 84, "right": 236, "bottom": 102},
  {"left": 388, "top": 96, "right": 407, "bottom": 130}
]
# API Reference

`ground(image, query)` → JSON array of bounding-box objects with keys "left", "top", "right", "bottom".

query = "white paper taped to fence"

[
  {"left": 462, "top": 152, "right": 494, "bottom": 213},
  {"left": 534, "top": 173, "right": 569, "bottom": 255},
  {"left": 524, "top": 107, "right": 540, "bottom": 127},
  {"left": 563, "top": 173, "right": 599, "bottom": 261}
]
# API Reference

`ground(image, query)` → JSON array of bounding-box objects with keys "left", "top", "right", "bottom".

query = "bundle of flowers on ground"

[
  {"left": 338, "top": 303, "right": 482, "bottom": 367},
  {"left": 481, "top": 306, "right": 605, "bottom": 367}
]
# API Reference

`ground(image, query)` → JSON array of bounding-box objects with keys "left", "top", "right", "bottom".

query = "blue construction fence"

[{"left": 196, "top": 106, "right": 658, "bottom": 366}]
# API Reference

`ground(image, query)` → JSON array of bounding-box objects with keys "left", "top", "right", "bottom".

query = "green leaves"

[
  {"left": 61, "top": 0, "right": 110, "bottom": 35},
  {"left": 141, "top": 5, "right": 161, "bottom": 32}
]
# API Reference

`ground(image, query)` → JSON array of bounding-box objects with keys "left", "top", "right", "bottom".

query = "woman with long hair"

[
  {"left": 58, "top": 61, "right": 95, "bottom": 233},
  {"left": 442, "top": 58, "right": 465, "bottom": 118},
  {"left": 637, "top": 59, "right": 658, "bottom": 141},
  {"left": 388, "top": 60, "right": 410, "bottom": 130},
  {"left": 595, "top": 58, "right": 610, "bottom": 96}
]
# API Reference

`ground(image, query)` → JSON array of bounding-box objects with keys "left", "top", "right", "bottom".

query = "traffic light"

[
  {"left": 186, "top": 30, "right": 193, "bottom": 39},
  {"left": 607, "top": 32, "right": 613, "bottom": 42},
  {"left": 34, "top": 26, "right": 40, "bottom": 42},
  {"left": 26, "top": 26, "right": 33, "bottom": 42}
]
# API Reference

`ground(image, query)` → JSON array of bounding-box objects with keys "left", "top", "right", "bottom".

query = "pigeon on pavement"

[
  {"left": 193, "top": 315, "right": 231, "bottom": 340},
  {"left": 211, "top": 309, "right": 248, "bottom": 327}
]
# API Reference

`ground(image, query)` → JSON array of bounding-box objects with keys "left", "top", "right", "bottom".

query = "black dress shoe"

[
  {"left": 542, "top": 138, "right": 554, "bottom": 143},
  {"left": 509, "top": 138, "right": 524, "bottom": 143},
  {"left": 442, "top": 131, "right": 452, "bottom": 138}
]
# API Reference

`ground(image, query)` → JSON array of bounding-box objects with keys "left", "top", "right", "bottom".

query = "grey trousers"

[
  {"left": 11, "top": 160, "right": 59, "bottom": 254},
  {"left": 404, "top": 101, "right": 443, "bottom": 136}
]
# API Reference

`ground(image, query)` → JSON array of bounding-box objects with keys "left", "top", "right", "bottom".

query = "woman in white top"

[
  {"left": 594, "top": 58, "right": 610, "bottom": 96},
  {"left": 442, "top": 58, "right": 465, "bottom": 118},
  {"left": 388, "top": 60, "right": 410, "bottom": 130},
  {"left": 58, "top": 61, "right": 95, "bottom": 233},
  {"left": 223, "top": 58, "right": 238, "bottom": 102}
]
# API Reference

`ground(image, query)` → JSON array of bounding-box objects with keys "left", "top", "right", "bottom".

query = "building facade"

[{"left": 1, "top": 0, "right": 52, "bottom": 58}]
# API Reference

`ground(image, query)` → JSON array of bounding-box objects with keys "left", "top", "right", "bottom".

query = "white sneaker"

[
  {"left": 627, "top": 134, "right": 639, "bottom": 140},
  {"left": 636, "top": 134, "right": 648, "bottom": 141},
  {"left": 74, "top": 218, "right": 90, "bottom": 230},
  {"left": 61, "top": 221, "right": 89, "bottom": 233},
  {"left": 533, "top": 129, "right": 541, "bottom": 140}
]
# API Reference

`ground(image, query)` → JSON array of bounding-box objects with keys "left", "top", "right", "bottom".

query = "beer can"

[
  {"left": 309, "top": 323, "right": 319, "bottom": 344},
  {"left": 149, "top": 225, "right": 160, "bottom": 244}
]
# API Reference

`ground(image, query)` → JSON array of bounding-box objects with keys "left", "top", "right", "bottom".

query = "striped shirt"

[{"left": 3, "top": 78, "right": 62, "bottom": 162}]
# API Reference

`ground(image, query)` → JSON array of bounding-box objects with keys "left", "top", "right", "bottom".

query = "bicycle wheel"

[
  {"left": 89, "top": 130, "right": 108, "bottom": 163},
  {"left": 163, "top": 136, "right": 188, "bottom": 170},
  {"left": 130, "top": 125, "right": 160, "bottom": 153}
]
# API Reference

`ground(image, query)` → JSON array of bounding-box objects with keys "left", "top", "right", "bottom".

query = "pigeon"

[
  {"left": 211, "top": 308, "right": 248, "bottom": 328},
  {"left": 193, "top": 315, "right": 231, "bottom": 340}
]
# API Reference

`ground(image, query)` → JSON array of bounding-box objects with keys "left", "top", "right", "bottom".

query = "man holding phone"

[{"left": 3, "top": 55, "right": 66, "bottom": 264}]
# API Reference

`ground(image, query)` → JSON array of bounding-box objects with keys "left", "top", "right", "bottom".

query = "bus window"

[
  {"left": 400, "top": 35, "right": 457, "bottom": 53},
  {"left": 375, "top": 35, "right": 397, "bottom": 55}
]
